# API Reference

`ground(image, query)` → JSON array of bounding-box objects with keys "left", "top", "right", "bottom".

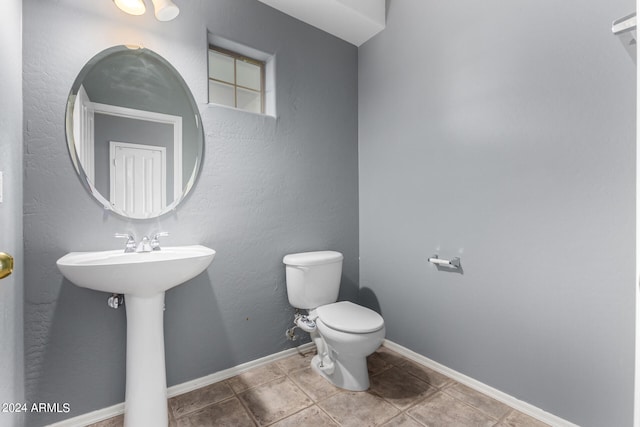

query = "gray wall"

[
  {"left": 359, "top": 1, "right": 635, "bottom": 426},
  {"left": 23, "top": 0, "right": 358, "bottom": 425},
  {"left": 0, "top": 0, "right": 24, "bottom": 426}
]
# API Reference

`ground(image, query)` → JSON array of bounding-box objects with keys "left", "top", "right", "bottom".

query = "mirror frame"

[{"left": 64, "top": 45, "right": 205, "bottom": 219}]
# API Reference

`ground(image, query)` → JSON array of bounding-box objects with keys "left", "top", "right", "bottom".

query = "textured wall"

[
  {"left": 23, "top": 0, "right": 358, "bottom": 424},
  {"left": 0, "top": 0, "right": 24, "bottom": 426},
  {"left": 359, "top": 1, "right": 635, "bottom": 426}
]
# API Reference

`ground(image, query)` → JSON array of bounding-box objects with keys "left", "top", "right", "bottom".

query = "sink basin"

[
  {"left": 57, "top": 245, "right": 215, "bottom": 296},
  {"left": 56, "top": 245, "right": 215, "bottom": 427}
]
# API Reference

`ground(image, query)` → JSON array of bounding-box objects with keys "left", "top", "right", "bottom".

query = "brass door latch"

[{"left": 0, "top": 252, "right": 14, "bottom": 280}]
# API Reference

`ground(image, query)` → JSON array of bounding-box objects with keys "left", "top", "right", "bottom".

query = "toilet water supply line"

[
  {"left": 286, "top": 311, "right": 316, "bottom": 340},
  {"left": 286, "top": 311, "right": 335, "bottom": 375}
]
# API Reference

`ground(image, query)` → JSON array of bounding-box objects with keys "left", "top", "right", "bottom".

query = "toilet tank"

[{"left": 283, "top": 251, "right": 344, "bottom": 309}]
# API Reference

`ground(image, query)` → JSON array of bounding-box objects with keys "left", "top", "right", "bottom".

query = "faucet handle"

[
  {"left": 114, "top": 233, "right": 136, "bottom": 253},
  {"left": 114, "top": 232, "right": 134, "bottom": 239},
  {"left": 150, "top": 232, "right": 169, "bottom": 251}
]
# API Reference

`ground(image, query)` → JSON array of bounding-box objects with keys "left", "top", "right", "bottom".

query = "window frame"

[{"left": 208, "top": 44, "right": 266, "bottom": 114}]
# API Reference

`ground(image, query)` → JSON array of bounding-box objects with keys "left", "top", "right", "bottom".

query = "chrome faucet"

[
  {"left": 150, "top": 232, "right": 169, "bottom": 251},
  {"left": 115, "top": 232, "right": 168, "bottom": 253},
  {"left": 114, "top": 233, "right": 136, "bottom": 253},
  {"left": 136, "top": 236, "right": 153, "bottom": 253}
]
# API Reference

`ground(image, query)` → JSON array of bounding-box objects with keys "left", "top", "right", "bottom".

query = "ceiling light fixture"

[
  {"left": 150, "top": 0, "right": 180, "bottom": 21},
  {"left": 113, "top": 0, "right": 180, "bottom": 21},
  {"left": 113, "top": 0, "right": 146, "bottom": 16}
]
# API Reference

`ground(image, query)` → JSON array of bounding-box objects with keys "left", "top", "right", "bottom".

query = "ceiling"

[{"left": 257, "top": 0, "right": 386, "bottom": 46}]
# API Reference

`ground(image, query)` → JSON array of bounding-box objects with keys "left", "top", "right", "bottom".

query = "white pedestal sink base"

[
  {"left": 56, "top": 245, "right": 216, "bottom": 426},
  {"left": 124, "top": 293, "right": 168, "bottom": 427}
]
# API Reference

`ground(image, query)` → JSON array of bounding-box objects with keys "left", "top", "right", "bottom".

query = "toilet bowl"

[
  {"left": 283, "top": 251, "right": 385, "bottom": 391},
  {"left": 312, "top": 301, "right": 385, "bottom": 390}
]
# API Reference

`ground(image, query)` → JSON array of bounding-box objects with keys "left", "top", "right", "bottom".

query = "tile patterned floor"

[{"left": 89, "top": 346, "right": 550, "bottom": 427}]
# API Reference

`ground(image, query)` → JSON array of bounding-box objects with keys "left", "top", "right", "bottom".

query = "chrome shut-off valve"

[
  {"left": 285, "top": 311, "right": 317, "bottom": 341},
  {"left": 108, "top": 293, "right": 124, "bottom": 309}
]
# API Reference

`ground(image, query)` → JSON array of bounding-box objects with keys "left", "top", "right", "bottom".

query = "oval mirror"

[{"left": 65, "top": 46, "right": 204, "bottom": 219}]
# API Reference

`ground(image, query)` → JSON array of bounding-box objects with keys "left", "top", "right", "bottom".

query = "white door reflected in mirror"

[{"left": 110, "top": 141, "right": 167, "bottom": 217}]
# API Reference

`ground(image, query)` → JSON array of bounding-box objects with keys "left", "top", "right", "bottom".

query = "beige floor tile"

[
  {"left": 407, "top": 392, "right": 496, "bottom": 427},
  {"left": 318, "top": 391, "right": 400, "bottom": 427},
  {"left": 169, "top": 410, "right": 177, "bottom": 427},
  {"left": 169, "top": 381, "right": 235, "bottom": 418},
  {"left": 443, "top": 382, "right": 512, "bottom": 420},
  {"left": 401, "top": 360, "right": 453, "bottom": 388},
  {"left": 175, "top": 397, "right": 255, "bottom": 427},
  {"left": 238, "top": 376, "right": 313, "bottom": 425},
  {"left": 367, "top": 351, "right": 394, "bottom": 376},
  {"left": 381, "top": 413, "right": 425, "bottom": 427},
  {"left": 375, "top": 346, "right": 410, "bottom": 367},
  {"left": 85, "top": 347, "right": 553, "bottom": 427},
  {"left": 497, "top": 410, "right": 551, "bottom": 427},
  {"left": 86, "top": 414, "right": 124, "bottom": 427},
  {"left": 270, "top": 405, "right": 339, "bottom": 426},
  {"left": 288, "top": 367, "right": 342, "bottom": 402},
  {"left": 227, "top": 362, "right": 286, "bottom": 393},
  {"left": 275, "top": 350, "right": 315, "bottom": 374},
  {"left": 369, "top": 366, "right": 438, "bottom": 410}
]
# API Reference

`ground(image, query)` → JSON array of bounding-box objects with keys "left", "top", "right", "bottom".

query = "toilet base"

[{"left": 311, "top": 354, "right": 370, "bottom": 391}]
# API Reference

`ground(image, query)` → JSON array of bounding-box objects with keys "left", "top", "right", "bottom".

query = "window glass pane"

[
  {"left": 209, "top": 80, "right": 235, "bottom": 107},
  {"left": 236, "top": 60, "right": 261, "bottom": 91},
  {"left": 208, "top": 50, "right": 234, "bottom": 84},
  {"left": 237, "top": 87, "right": 261, "bottom": 113}
]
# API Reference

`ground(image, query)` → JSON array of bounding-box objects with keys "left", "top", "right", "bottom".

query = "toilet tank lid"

[{"left": 283, "top": 251, "right": 343, "bottom": 266}]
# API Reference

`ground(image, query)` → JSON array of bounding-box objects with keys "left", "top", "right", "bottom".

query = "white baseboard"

[
  {"left": 45, "top": 343, "right": 315, "bottom": 427},
  {"left": 45, "top": 402, "right": 126, "bottom": 427},
  {"left": 382, "top": 340, "right": 579, "bottom": 427}
]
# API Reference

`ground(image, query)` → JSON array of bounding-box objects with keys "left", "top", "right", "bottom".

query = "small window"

[{"left": 208, "top": 46, "right": 265, "bottom": 114}]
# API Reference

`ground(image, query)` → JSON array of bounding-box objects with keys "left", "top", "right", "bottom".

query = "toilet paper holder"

[{"left": 428, "top": 255, "right": 461, "bottom": 269}]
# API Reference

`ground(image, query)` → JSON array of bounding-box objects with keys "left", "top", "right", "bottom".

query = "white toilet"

[{"left": 283, "top": 251, "right": 385, "bottom": 391}]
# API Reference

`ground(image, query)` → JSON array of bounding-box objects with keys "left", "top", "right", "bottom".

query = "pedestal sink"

[{"left": 56, "top": 245, "right": 215, "bottom": 427}]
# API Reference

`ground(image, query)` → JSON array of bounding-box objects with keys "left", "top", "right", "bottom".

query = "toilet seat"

[{"left": 316, "top": 301, "right": 384, "bottom": 334}]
